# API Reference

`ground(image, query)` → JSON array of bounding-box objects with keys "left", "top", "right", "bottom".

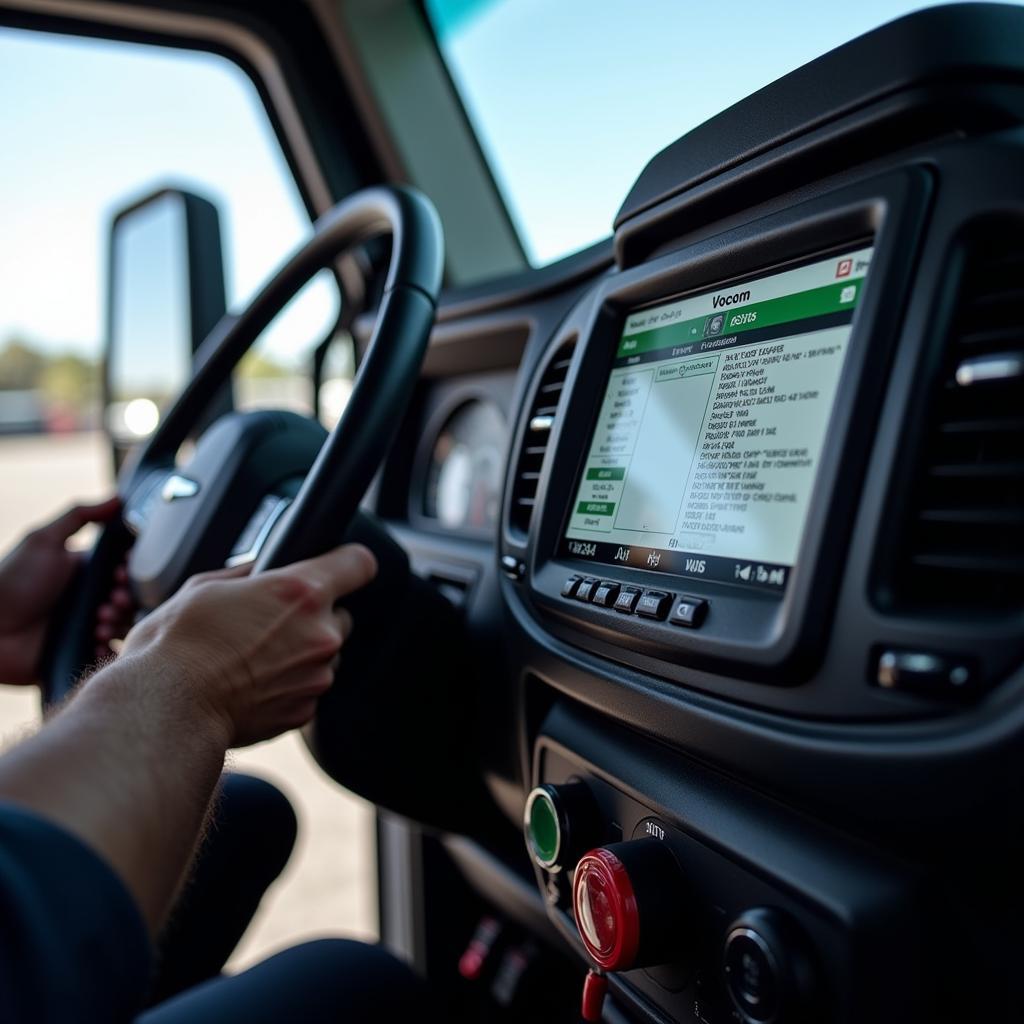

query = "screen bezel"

[
  {"left": 556, "top": 242, "right": 873, "bottom": 594},
  {"left": 518, "top": 169, "right": 930, "bottom": 680}
]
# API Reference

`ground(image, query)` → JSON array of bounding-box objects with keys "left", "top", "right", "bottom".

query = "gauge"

[{"left": 424, "top": 400, "right": 507, "bottom": 532}]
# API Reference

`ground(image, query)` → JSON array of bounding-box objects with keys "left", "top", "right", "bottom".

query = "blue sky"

[
  {"left": 3, "top": 2, "right": 1021, "bottom": 358},
  {"left": 428, "top": 0, "right": 1021, "bottom": 263}
]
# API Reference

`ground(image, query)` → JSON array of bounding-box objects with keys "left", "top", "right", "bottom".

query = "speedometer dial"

[{"left": 424, "top": 400, "right": 507, "bottom": 532}]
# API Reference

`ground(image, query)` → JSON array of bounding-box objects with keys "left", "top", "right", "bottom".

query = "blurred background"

[{"left": 0, "top": 25, "right": 374, "bottom": 970}]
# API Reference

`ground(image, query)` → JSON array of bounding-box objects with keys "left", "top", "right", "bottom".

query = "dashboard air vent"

[
  {"left": 509, "top": 339, "right": 576, "bottom": 536},
  {"left": 892, "top": 226, "right": 1024, "bottom": 611}
]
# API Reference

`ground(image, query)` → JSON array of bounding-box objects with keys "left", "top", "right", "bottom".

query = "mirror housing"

[{"left": 104, "top": 187, "right": 227, "bottom": 470}]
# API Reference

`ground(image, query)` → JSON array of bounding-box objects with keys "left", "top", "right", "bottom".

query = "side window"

[
  {"left": 0, "top": 28, "right": 372, "bottom": 964},
  {"left": 0, "top": 29, "right": 345, "bottom": 466}
]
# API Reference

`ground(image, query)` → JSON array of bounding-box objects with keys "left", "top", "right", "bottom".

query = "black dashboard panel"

[
  {"left": 491, "top": 156, "right": 1024, "bottom": 861},
  {"left": 524, "top": 171, "right": 928, "bottom": 693},
  {"left": 380, "top": 7, "right": 1024, "bottom": 1023},
  {"left": 531, "top": 705, "right": 931, "bottom": 1024}
]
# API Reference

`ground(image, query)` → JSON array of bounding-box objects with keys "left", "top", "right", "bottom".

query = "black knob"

[
  {"left": 723, "top": 908, "right": 817, "bottom": 1023},
  {"left": 572, "top": 839, "right": 690, "bottom": 972},
  {"left": 524, "top": 782, "right": 601, "bottom": 872}
]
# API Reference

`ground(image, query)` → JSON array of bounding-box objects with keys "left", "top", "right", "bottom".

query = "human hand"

[
  {"left": 0, "top": 498, "right": 121, "bottom": 685},
  {"left": 93, "top": 559, "right": 136, "bottom": 662},
  {"left": 118, "top": 544, "right": 378, "bottom": 748}
]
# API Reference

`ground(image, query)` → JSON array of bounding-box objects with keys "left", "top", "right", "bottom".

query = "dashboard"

[{"left": 370, "top": 7, "right": 1024, "bottom": 1023}]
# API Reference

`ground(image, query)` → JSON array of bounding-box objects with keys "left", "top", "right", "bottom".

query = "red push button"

[
  {"left": 573, "top": 847, "right": 641, "bottom": 972},
  {"left": 572, "top": 839, "right": 690, "bottom": 975}
]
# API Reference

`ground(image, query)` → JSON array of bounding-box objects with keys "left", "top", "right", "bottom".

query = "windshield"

[{"left": 424, "top": 0, "right": 1018, "bottom": 266}]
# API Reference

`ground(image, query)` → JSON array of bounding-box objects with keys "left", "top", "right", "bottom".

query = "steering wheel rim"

[{"left": 43, "top": 185, "right": 443, "bottom": 701}]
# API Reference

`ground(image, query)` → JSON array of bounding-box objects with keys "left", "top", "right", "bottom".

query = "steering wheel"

[{"left": 43, "top": 185, "right": 444, "bottom": 704}]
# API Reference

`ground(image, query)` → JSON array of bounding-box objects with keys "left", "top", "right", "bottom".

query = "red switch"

[
  {"left": 572, "top": 839, "right": 689, "bottom": 974},
  {"left": 458, "top": 915, "right": 502, "bottom": 981},
  {"left": 573, "top": 847, "right": 641, "bottom": 971},
  {"left": 580, "top": 968, "right": 608, "bottom": 1022}
]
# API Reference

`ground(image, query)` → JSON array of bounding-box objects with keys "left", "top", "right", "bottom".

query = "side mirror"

[{"left": 104, "top": 187, "right": 227, "bottom": 471}]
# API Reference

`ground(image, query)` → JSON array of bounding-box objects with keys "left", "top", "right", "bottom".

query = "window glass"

[
  {"left": 0, "top": 29, "right": 340, "bottom": 433},
  {"left": 424, "top": 0, "right": 1024, "bottom": 266}
]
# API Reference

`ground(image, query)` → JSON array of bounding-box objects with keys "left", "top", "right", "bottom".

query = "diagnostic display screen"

[{"left": 561, "top": 246, "right": 873, "bottom": 592}]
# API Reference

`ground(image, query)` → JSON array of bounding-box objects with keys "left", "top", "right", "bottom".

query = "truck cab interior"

[{"left": 4, "top": 1, "right": 1024, "bottom": 1021}]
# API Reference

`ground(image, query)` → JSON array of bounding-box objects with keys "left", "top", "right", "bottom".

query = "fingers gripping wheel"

[{"left": 43, "top": 186, "right": 444, "bottom": 701}]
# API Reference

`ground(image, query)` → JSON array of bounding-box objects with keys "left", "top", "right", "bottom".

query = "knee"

[
  {"left": 139, "top": 940, "right": 435, "bottom": 1024},
  {"left": 265, "top": 939, "right": 429, "bottom": 1011},
  {"left": 217, "top": 774, "right": 298, "bottom": 876},
  {"left": 272, "top": 938, "right": 403, "bottom": 972}
]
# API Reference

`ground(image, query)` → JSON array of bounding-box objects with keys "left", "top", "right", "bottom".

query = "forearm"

[{"left": 0, "top": 653, "right": 228, "bottom": 936}]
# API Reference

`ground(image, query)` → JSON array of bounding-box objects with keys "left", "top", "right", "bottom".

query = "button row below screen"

[{"left": 562, "top": 575, "right": 708, "bottom": 628}]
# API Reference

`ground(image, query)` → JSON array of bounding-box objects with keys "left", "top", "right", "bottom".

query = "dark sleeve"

[{"left": 0, "top": 802, "right": 152, "bottom": 1023}]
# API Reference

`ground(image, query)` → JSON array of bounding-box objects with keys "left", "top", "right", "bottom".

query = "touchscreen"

[{"left": 562, "top": 246, "right": 873, "bottom": 591}]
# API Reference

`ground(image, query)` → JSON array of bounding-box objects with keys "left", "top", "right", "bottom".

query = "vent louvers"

[
  {"left": 509, "top": 340, "right": 576, "bottom": 536},
  {"left": 892, "top": 227, "right": 1024, "bottom": 610}
]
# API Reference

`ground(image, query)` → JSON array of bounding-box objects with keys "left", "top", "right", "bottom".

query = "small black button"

[
  {"left": 668, "top": 595, "right": 708, "bottom": 628},
  {"left": 875, "top": 649, "right": 975, "bottom": 698},
  {"left": 724, "top": 929, "right": 779, "bottom": 1021},
  {"left": 575, "top": 578, "right": 600, "bottom": 602},
  {"left": 613, "top": 587, "right": 642, "bottom": 613},
  {"left": 592, "top": 581, "right": 620, "bottom": 607},
  {"left": 561, "top": 575, "right": 582, "bottom": 598},
  {"left": 501, "top": 555, "right": 525, "bottom": 580},
  {"left": 636, "top": 590, "right": 672, "bottom": 620},
  {"left": 722, "top": 908, "right": 816, "bottom": 1024}
]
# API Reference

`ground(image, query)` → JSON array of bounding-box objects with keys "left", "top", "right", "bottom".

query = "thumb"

[{"left": 40, "top": 497, "right": 122, "bottom": 543}]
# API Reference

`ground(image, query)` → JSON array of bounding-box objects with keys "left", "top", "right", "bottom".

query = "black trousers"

[
  {"left": 139, "top": 939, "right": 431, "bottom": 1023},
  {"left": 140, "top": 774, "right": 431, "bottom": 1022},
  {"left": 147, "top": 772, "right": 299, "bottom": 1004}
]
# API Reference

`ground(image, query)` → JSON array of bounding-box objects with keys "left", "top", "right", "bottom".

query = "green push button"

[{"left": 525, "top": 787, "right": 562, "bottom": 869}]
